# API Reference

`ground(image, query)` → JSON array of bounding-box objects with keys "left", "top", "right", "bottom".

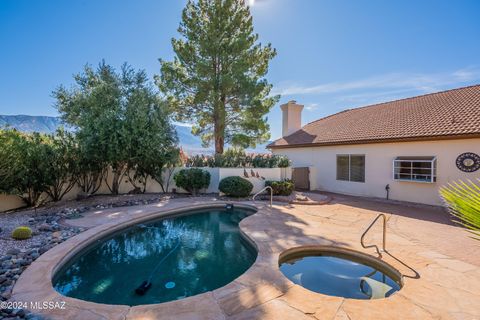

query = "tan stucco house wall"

[{"left": 273, "top": 138, "right": 480, "bottom": 206}]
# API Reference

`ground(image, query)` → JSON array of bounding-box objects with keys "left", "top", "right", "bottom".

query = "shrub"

[
  {"left": 440, "top": 179, "right": 480, "bottom": 240},
  {"left": 185, "top": 154, "right": 208, "bottom": 167},
  {"left": 265, "top": 179, "right": 294, "bottom": 196},
  {"left": 173, "top": 168, "right": 211, "bottom": 195},
  {"left": 219, "top": 176, "right": 253, "bottom": 197},
  {"left": 184, "top": 150, "right": 291, "bottom": 168},
  {"left": 275, "top": 155, "right": 291, "bottom": 168},
  {"left": 12, "top": 226, "right": 32, "bottom": 240},
  {"left": 0, "top": 130, "right": 54, "bottom": 207}
]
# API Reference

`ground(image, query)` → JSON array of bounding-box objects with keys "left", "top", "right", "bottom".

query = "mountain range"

[{"left": 0, "top": 115, "right": 269, "bottom": 154}]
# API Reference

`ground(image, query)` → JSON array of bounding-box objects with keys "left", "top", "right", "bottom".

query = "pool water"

[
  {"left": 280, "top": 252, "right": 401, "bottom": 300},
  {"left": 53, "top": 207, "right": 257, "bottom": 306}
]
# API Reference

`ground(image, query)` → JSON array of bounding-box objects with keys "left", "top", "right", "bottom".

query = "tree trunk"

[
  {"left": 215, "top": 134, "right": 224, "bottom": 155},
  {"left": 214, "top": 98, "right": 226, "bottom": 155}
]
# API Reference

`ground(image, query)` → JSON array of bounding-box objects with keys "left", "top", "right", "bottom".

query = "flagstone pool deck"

[{"left": 11, "top": 194, "right": 480, "bottom": 320}]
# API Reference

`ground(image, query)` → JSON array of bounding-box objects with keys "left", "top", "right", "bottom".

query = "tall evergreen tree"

[{"left": 157, "top": 0, "right": 279, "bottom": 154}]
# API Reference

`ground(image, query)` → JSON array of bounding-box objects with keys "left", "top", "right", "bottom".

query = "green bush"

[
  {"left": 184, "top": 149, "right": 291, "bottom": 168},
  {"left": 173, "top": 168, "right": 211, "bottom": 195},
  {"left": 219, "top": 176, "right": 253, "bottom": 197},
  {"left": 265, "top": 179, "right": 294, "bottom": 196},
  {"left": 12, "top": 226, "right": 32, "bottom": 240},
  {"left": 275, "top": 155, "right": 291, "bottom": 168},
  {"left": 0, "top": 130, "right": 54, "bottom": 207}
]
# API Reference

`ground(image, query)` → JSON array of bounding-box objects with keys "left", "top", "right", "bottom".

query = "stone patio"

[{"left": 11, "top": 193, "right": 480, "bottom": 319}]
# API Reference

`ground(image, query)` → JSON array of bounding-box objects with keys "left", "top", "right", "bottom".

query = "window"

[
  {"left": 337, "top": 154, "right": 365, "bottom": 182},
  {"left": 393, "top": 156, "right": 437, "bottom": 183}
]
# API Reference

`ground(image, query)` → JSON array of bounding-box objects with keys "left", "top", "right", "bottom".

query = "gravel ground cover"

[
  {"left": 0, "top": 193, "right": 181, "bottom": 320},
  {"left": 0, "top": 191, "right": 300, "bottom": 319}
]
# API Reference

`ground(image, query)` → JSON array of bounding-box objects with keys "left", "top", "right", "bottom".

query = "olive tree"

[
  {"left": 0, "top": 130, "right": 53, "bottom": 207},
  {"left": 45, "top": 128, "right": 79, "bottom": 201},
  {"left": 54, "top": 61, "right": 178, "bottom": 195}
]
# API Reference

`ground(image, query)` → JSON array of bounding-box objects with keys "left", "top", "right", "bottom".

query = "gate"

[{"left": 292, "top": 167, "right": 310, "bottom": 190}]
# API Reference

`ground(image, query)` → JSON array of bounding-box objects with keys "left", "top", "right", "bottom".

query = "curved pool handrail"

[
  {"left": 361, "top": 213, "right": 387, "bottom": 257},
  {"left": 252, "top": 186, "right": 273, "bottom": 207}
]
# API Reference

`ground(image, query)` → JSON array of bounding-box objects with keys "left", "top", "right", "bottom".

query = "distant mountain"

[
  {"left": 0, "top": 115, "right": 270, "bottom": 154},
  {"left": 0, "top": 115, "right": 64, "bottom": 133}
]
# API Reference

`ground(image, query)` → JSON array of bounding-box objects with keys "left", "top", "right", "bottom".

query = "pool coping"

[
  {"left": 278, "top": 245, "right": 405, "bottom": 296},
  {"left": 12, "top": 201, "right": 442, "bottom": 320},
  {"left": 12, "top": 201, "right": 289, "bottom": 319}
]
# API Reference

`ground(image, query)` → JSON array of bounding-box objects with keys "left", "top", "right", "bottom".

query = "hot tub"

[{"left": 279, "top": 247, "right": 402, "bottom": 300}]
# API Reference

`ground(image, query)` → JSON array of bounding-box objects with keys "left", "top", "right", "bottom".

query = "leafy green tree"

[
  {"left": 45, "top": 128, "right": 78, "bottom": 201},
  {"left": 145, "top": 149, "right": 181, "bottom": 193},
  {"left": 0, "top": 130, "right": 53, "bottom": 207},
  {"left": 19, "top": 133, "right": 54, "bottom": 206},
  {"left": 125, "top": 98, "right": 179, "bottom": 193},
  {"left": 54, "top": 61, "right": 178, "bottom": 195},
  {"left": 0, "top": 129, "right": 24, "bottom": 195},
  {"left": 157, "top": 0, "right": 279, "bottom": 154},
  {"left": 74, "top": 143, "right": 106, "bottom": 196}
]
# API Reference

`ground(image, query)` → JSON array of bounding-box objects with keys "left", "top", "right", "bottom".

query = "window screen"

[
  {"left": 336, "top": 154, "right": 365, "bottom": 182},
  {"left": 336, "top": 155, "right": 350, "bottom": 181},
  {"left": 350, "top": 155, "right": 365, "bottom": 182}
]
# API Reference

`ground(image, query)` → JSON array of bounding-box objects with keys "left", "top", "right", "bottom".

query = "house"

[{"left": 268, "top": 84, "right": 480, "bottom": 206}]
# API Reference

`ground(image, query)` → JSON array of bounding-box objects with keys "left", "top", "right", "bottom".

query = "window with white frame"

[
  {"left": 336, "top": 154, "right": 365, "bottom": 182},
  {"left": 393, "top": 156, "right": 437, "bottom": 183}
]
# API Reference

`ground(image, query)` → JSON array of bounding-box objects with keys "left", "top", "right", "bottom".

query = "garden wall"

[{"left": 0, "top": 167, "right": 291, "bottom": 212}]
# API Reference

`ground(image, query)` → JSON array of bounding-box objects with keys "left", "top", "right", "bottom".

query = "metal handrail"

[
  {"left": 361, "top": 213, "right": 387, "bottom": 257},
  {"left": 252, "top": 186, "right": 273, "bottom": 207}
]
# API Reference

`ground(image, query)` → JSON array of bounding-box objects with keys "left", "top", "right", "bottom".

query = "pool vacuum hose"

[{"left": 135, "top": 240, "right": 181, "bottom": 295}]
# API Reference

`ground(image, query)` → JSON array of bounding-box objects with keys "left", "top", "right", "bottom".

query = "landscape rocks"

[
  {"left": 0, "top": 222, "right": 80, "bottom": 320},
  {"left": 5, "top": 250, "right": 19, "bottom": 256},
  {"left": 0, "top": 193, "right": 175, "bottom": 320},
  {"left": 37, "top": 224, "right": 52, "bottom": 232}
]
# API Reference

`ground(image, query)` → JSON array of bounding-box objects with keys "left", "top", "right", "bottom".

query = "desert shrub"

[
  {"left": 221, "top": 148, "right": 248, "bottom": 168},
  {"left": 185, "top": 154, "right": 208, "bottom": 167},
  {"left": 173, "top": 168, "right": 211, "bottom": 195},
  {"left": 275, "top": 155, "right": 290, "bottom": 168},
  {"left": 440, "top": 179, "right": 480, "bottom": 240},
  {"left": 219, "top": 176, "right": 253, "bottom": 197},
  {"left": 265, "top": 179, "right": 294, "bottom": 196},
  {"left": 184, "top": 150, "right": 290, "bottom": 168},
  {"left": 0, "top": 130, "right": 54, "bottom": 207},
  {"left": 12, "top": 226, "right": 32, "bottom": 240}
]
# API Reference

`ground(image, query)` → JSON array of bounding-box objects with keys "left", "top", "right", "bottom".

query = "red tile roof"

[{"left": 268, "top": 84, "right": 480, "bottom": 149}]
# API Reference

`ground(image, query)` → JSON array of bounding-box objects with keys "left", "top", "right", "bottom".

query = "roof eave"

[{"left": 267, "top": 133, "right": 480, "bottom": 149}]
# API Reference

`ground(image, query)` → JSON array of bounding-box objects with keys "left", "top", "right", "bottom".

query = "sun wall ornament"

[{"left": 456, "top": 152, "right": 480, "bottom": 172}]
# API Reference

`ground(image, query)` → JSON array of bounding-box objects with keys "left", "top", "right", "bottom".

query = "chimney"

[{"left": 280, "top": 100, "right": 304, "bottom": 137}]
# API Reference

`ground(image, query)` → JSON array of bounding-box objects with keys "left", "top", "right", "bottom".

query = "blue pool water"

[
  {"left": 280, "top": 252, "right": 401, "bottom": 300},
  {"left": 53, "top": 207, "right": 257, "bottom": 306}
]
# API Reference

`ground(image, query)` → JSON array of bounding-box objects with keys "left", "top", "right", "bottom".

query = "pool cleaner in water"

[{"left": 134, "top": 240, "right": 181, "bottom": 295}]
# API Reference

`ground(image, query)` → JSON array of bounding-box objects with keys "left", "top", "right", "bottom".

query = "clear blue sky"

[{"left": 1, "top": 0, "right": 480, "bottom": 139}]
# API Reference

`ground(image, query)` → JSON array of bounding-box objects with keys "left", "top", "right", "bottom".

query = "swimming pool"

[
  {"left": 53, "top": 206, "right": 257, "bottom": 306},
  {"left": 279, "top": 248, "right": 402, "bottom": 300}
]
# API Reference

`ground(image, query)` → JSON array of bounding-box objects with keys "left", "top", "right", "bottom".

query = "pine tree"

[{"left": 157, "top": 0, "right": 279, "bottom": 154}]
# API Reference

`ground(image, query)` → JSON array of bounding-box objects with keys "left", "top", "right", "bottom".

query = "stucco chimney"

[{"left": 280, "top": 100, "right": 304, "bottom": 137}]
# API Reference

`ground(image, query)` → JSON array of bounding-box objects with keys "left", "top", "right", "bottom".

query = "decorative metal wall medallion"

[{"left": 456, "top": 152, "right": 480, "bottom": 172}]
